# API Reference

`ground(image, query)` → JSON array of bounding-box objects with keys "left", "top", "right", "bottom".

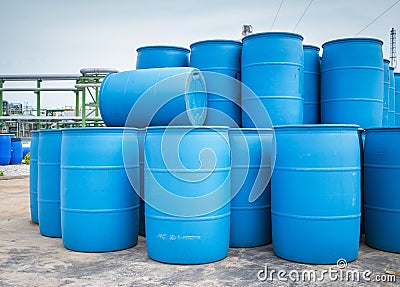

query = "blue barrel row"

[
  {"left": 30, "top": 125, "right": 400, "bottom": 264},
  {"left": 0, "top": 134, "right": 24, "bottom": 165},
  {"left": 27, "top": 126, "right": 273, "bottom": 263}
]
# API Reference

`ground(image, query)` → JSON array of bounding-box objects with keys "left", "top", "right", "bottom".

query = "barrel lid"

[
  {"left": 274, "top": 124, "right": 360, "bottom": 130},
  {"left": 322, "top": 37, "right": 383, "bottom": 48},
  {"left": 243, "top": 31, "right": 304, "bottom": 42},
  {"left": 136, "top": 45, "right": 190, "bottom": 53},
  {"left": 394, "top": 72, "right": 400, "bottom": 76},
  {"left": 190, "top": 39, "right": 242, "bottom": 49},
  {"left": 389, "top": 66, "right": 395, "bottom": 70},
  {"left": 384, "top": 59, "right": 390, "bottom": 63},
  {"left": 303, "top": 44, "right": 320, "bottom": 51}
]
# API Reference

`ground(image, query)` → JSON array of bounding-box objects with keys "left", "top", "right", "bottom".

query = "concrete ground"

[{"left": 0, "top": 178, "right": 398, "bottom": 287}]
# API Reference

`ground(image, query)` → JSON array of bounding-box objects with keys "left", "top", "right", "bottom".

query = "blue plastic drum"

[{"left": 272, "top": 124, "right": 361, "bottom": 264}]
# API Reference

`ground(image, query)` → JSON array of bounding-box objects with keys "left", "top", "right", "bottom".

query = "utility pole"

[{"left": 390, "top": 28, "right": 397, "bottom": 69}]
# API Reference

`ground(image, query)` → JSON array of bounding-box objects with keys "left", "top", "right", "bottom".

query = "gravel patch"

[{"left": 0, "top": 164, "right": 30, "bottom": 177}]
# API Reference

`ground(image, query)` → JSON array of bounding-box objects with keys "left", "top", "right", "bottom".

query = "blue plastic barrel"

[
  {"left": 389, "top": 66, "right": 396, "bottom": 126},
  {"left": 38, "top": 130, "right": 62, "bottom": 237},
  {"left": 395, "top": 73, "right": 400, "bottom": 126},
  {"left": 10, "top": 138, "right": 23, "bottom": 164},
  {"left": 229, "top": 128, "right": 273, "bottom": 247},
  {"left": 99, "top": 67, "right": 206, "bottom": 128},
  {"left": 61, "top": 128, "right": 139, "bottom": 252},
  {"left": 303, "top": 45, "right": 320, "bottom": 124},
  {"left": 190, "top": 40, "right": 242, "bottom": 126},
  {"left": 145, "top": 126, "right": 230, "bottom": 264},
  {"left": 383, "top": 59, "right": 390, "bottom": 126},
  {"left": 321, "top": 38, "right": 384, "bottom": 128},
  {"left": 29, "top": 131, "right": 39, "bottom": 224},
  {"left": 272, "top": 125, "right": 360, "bottom": 264},
  {"left": 136, "top": 46, "right": 190, "bottom": 69},
  {"left": 0, "top": 134, "right": 12, "bottom": 165},
  {"left": 364, "top": 128, "right": 400, "bottom": 252},
  {"left": 241, "top": 32, "right": 304, "bottom": 126},
  {"left": 22, "top": 146, "right": 30, "bottom": 158},
  {"left": 138, "top": 128, "right": 145, "bottom": 236}
]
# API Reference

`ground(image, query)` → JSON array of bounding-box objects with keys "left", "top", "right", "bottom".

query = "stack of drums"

[
  {"left": 38, "top": 130, "right": 62, "bottom": 237},
  {"left": 29, "top": 131, "right": 39, "bottom": 224},
  {"left": 364, "top": 128, "right": 400, "bottom": 253},
  {"left": 144, "top": 127, "right": 230, "bottom": 264},
  {"left": 190, "top": 40, "right": 242, "bottom": 127},
  {"left": 303, "top": 45, "right": 321, "bottom": 124},
  {"left": 241, "top": 32, "right": 304, "bottom": 127},
  {"left": 61, "top": 128, "right": 140, "bottom": 252},
  {"left": 272, "top": 125, "right": 360, "bottom": 264},
  {"left": 229, "top": 128, "right": 273, "bottom": 247},
  {"left": 321, "top": 38, "right": 384, "bottom": 128}
]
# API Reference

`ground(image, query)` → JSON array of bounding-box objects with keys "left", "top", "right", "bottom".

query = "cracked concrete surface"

[{"left": 0, "top": 178, "right": 398, "bottom": 286}]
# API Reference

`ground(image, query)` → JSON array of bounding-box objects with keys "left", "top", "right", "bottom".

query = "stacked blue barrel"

[{"left": 25, "top": 30, "right": 400, "bottom": 264}]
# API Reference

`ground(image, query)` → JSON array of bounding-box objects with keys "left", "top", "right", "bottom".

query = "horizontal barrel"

[{"left": 99, "top": 67, "right": 207, "bottom": 127}]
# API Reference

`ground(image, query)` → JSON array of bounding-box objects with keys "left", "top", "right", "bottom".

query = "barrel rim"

[
  {"left": 229, "top": 127, "right": 274, "bottom": 132},
  {"left": 61, "top": 127, "right": 139, "bottom": 133},
  {"left": 365, "top": 127, "right": 400, "bottom": 132},
  {"left": 274, "top": 124, "right": 360, "bottom": 130},
  {"left": 394, "top": 72, "right": 400, "bottom": 76},
  {"left": 303, "top": 44, "right": 320, "bottom": 51},
  {"left": 242, "top": 31, "right": 304, "bottom": 42},
  {"left": 0, "top": 133, "right": 14, "bottom": 136},
  {"left": 38, "top": 129, "right": 62, "bottom": 134},
  {"left": 322, "top": 37, "right": 383, "bottom": 48},
  {"left": 384, "top": 59, "right": 390, "bottom": 63},
  {"left": 136, "top": 45, "right": 190, "bottom": 53},
  {"left": 190, "top": 39, "right": 242, "bottom": 49},
  {"left": 389, "top": 66, "right": 395, "bottom": 71},
  {"left": 145, "top": 126, "right": 230, "bottom": 132}
]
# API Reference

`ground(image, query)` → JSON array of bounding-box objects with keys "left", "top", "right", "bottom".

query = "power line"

[
  {"left": 293, "top": 0, "right": 314, "bottom": 32},
  {"left": 354, "top": 0, "right": 400, "bottom": 36},
  {"left": 270, "top": 0, "right": 284, "bottom": 30}
]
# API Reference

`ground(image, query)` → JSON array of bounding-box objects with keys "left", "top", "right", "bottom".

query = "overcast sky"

[{"left": 1, "top": 0, "right": 399, "bottom": 108}]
